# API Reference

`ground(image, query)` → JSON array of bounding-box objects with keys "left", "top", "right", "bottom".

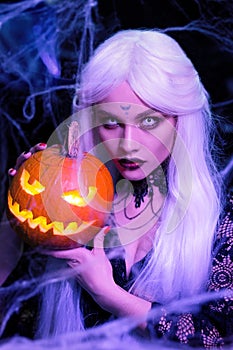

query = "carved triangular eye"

[
  {"left": 61, "top": 187, "right": 97, "bottom": 207},
  {"left": 20, "top": 169, "right": 45, "bottom": 195}
]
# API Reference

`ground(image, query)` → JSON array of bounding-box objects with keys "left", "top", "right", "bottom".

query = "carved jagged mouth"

[{"left": 8, "top": 193, "right": 96, "bottom": 236}]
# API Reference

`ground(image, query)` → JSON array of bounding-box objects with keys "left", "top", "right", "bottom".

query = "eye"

[
  {"left": 101, "top": 117, "right": 121, "bottom": 129},
  {"left": 139, "top": 116, "right": 162, "bottom": 130},
  {"left": 61, "top": 186, "right": 97, "bottom": 207},
  {"left": 20, "top": 169, "right": 45, "bottom": 195}
]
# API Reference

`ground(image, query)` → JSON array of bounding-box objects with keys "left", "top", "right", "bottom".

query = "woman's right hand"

[{"left": 8, "top": 143, "right": 47, "bottom": 176}]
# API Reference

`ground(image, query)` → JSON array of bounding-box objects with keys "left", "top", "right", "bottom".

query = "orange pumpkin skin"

[{"left": 7, "top": 145, "right": 114, "bottom": 249}]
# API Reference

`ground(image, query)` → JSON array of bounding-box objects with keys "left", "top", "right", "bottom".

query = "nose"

[{"left": 119, "top": 124, "right": 139, "bottom": 154}]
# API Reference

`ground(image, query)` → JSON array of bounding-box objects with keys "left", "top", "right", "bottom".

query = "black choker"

[
  {"left": 124, "top": 176, "right": 163, "bottom": 220},
  {"left": 132, "top": 179, "right": 149, "bottom": 208},
  {"left": 132, "top": 166, "right": 167, "bottom": 209}
]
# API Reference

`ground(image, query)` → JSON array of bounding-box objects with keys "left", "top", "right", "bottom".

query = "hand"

[
  {"left": 42, "top": 226, "right": 151, "bottom": 321},
  {"left": 8, "top": 143, "right": 47, "bottom": 176},
  {"left": 42, "top": 226, "right": 115, "bottom": 300}
]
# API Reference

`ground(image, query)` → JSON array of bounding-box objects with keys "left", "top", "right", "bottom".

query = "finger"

[
  {"left": 41, "top": 246, "right": 88, "bottom": 262},
  {"left": 29, "top": 143, "right": 47, "bottom": 153},
  {"left": 67, "top": 260, "right": 81, "bottom": 269},
  {"left": 93, "top": 226, "right": 110, "bottom": 250},
  {"left": 9, "top": 144, "right": 47, "bottom": 176},
  {"left": 15, "top": 151, "right": 32, "bottom": 170},
  {"left": 8, "top": 151, "right": 31, "bottom": 176},
  {"left": 8, "top": 168, "right": 17, "bottom": 177}
]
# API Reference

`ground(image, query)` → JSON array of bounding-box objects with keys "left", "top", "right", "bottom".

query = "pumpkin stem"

[{"left": 68, "top": 121, "right": 80, "bottom": 158}]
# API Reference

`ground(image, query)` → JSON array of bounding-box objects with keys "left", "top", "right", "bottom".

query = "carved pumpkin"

[{"left": 7, "top": 144, "right": 114, "bottom": 249}]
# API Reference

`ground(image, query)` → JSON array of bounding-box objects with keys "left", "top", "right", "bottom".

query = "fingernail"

[
  {"left": 104, "top": 226, "right": 111, "bottom": 234},
  {"left": 38, "top": 143, "right": 47, "bottom": 148},
  {"left": 8, "top": 168, "right": 16, "bottom": 176},
  {"left": 22, "top": 151, "right": 31, "bottom": 157}
]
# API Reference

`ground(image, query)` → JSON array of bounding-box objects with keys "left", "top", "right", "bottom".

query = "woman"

[{"left": 1, "top": 29, "right": 233, "bottom": 347}]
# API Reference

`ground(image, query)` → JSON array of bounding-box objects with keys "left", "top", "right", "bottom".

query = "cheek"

[
  {"left": 98, "top": 126, "right": 119, "bottom": 141},
  {"left": 145, "top": 127, "right": 176, "bottom": 163},
  {"left": 97, "top": 127, "right": 107, "bottom": 142},
  {"left": 98, "top": 127, "right": 120, "bottom": 155},
  {"left": 99, "top": 139, "right": 119, "bottom": 158}
]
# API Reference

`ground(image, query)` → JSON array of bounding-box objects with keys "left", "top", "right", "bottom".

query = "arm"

[
  {"left": 43, "top": 227, "right": 151, "bottom": 325},
  {"left": 90, "top": 275, "right": 151, "bottom": 323}
]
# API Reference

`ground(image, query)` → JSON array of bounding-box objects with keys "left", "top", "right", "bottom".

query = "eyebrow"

[
  {"left": 136, "top": 109, "right": 161, "bottom": 119},
  {"left": 95, "top": 109, "right": 120, "bottom": 119}
]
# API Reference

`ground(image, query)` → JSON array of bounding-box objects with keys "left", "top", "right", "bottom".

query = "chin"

[{"left": 118, "top": 168, "right": 148, "bottom": 182}]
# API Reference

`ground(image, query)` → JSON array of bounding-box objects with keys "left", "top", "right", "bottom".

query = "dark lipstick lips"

[{"left": 118, "top": 158, "right": 144, "bottom": 169}]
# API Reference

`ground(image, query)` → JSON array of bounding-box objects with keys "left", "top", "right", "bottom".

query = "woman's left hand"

[{"left": 42, "top": 226, "right": 115, "bottom": 299}]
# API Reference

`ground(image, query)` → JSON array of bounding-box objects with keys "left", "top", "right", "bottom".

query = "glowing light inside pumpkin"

[
  {"left": 20, "top": 169, "right": 45, "bottom": 195},
  {"left": 61, "top": 187, "right": 97, "bottom": 207},
  {"left": 8, "top": 193, "right": 96, "bottom": 236}
]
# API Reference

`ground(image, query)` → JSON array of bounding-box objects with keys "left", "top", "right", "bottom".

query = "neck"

[{"left": 113, "top": 183, "right": 164, "bottom": 249}]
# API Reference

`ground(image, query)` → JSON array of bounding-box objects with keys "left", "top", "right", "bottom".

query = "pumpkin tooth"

[
  {"left": 52, "top": 221, "right": 65, "bottom": 233},
  {"left": 8, "top": 193, "right": 33, "bottom": 222},
  {"left": 53, "top": 221, "right": 96, "bottom": 236},
  {"left": 28, "top": 216, "right": 54, "bottom": 232},
  {"left": 61, "top": 221, "right": 78, "bottom": 233}
]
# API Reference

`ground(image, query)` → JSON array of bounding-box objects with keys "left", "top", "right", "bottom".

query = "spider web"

[{"left": 0, "top": 1, "right": 233, "bottom": 348}]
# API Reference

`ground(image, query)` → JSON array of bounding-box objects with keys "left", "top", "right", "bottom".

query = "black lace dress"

[
  {"left": 1, "top": 195, "right": 233, "bottom": 348},
  {"left": 81, "top": 194, "right": 233, "bottom": 348},
  {"left": 146, "top": 194, "right": 233, "bottom": 348}
]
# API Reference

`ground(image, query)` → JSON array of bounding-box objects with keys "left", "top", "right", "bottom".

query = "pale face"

[{"left": 94, "top": 82, "right": 177, "bottom": 181}]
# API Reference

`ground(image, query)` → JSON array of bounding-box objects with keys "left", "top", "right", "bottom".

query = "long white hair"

[
  {"left": 77, "top": 29, "right": 223, "bottom": 301},
  {"left": 37, "top": 29, "right": 223, "bottom": 337}
]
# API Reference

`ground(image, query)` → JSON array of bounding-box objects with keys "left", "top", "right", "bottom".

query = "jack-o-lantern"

[{"left": 7, "top": 144, "right": 114, "bottom": 249}]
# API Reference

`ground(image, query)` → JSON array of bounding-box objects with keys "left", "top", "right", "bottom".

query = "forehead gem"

[{"left": 120, "top": 104, "right": 131, "bottom": 115}]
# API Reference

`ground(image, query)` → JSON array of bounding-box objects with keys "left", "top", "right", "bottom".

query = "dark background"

[{"left": 0, "top": 0, "right": 232, "bottom": 219}]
